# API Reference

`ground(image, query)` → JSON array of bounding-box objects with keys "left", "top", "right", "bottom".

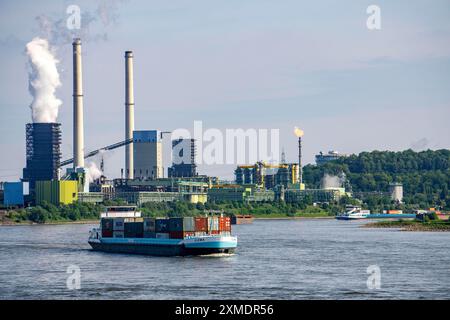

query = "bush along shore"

[
  {"left": 1, "top": 200, "right": 340, "bottom": 225},
  {"left": 364, "top": 216, "right": 450, "bottom": 232}
]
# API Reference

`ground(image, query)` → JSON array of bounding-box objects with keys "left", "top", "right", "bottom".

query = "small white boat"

[{"left": 336, "top": 206, "right": 371, "bottom": 220}]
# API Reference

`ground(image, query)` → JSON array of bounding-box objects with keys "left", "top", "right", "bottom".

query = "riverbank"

[
  {"left": 0, "top": 213, "right": 333, "bottom": 225},
  {"left": 252, "top": 212, "right": 332, "bottom": 219},
  {"left": 363, "top": 220, "right": 450, "bottom": 232},
  {"left": 0, "top": 218, "right": 99, "bottom": 226}
]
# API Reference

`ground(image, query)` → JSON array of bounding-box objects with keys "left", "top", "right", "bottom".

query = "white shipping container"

[
  {"left": 113, "top": 218, "right": 125, "bottom": 231},
  {"left": 183, "top": 217, "right": 195, "bottom": 231},
  {"left": 207, "top": 217, "right": 219, "bottom": 231}
]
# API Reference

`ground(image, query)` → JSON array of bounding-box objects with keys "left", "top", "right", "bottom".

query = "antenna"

[{"left": 281, "top": 147, "right": 286, "bottom": 164}]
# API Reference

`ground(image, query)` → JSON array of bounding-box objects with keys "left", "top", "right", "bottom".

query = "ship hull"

[
  {"left": 88, "top": 237, "right": 237, "bottom": 257},
  {"left": 336, "top": 214, "right": 416, "bottom": 220},
  {"left": 336, "top": 215, "right": 368, "bottom": 220}
]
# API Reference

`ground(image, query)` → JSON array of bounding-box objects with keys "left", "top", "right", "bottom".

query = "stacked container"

[
  {"left": 143, "top": 217, "right": 156, "bottom": 238},
  {"left": 124, "top": 222, "right": 144, "bottom": 238},
  {"left": 168, "top": 217, "right": 196, "bottom": 239},
  {"left": 101, "top": 216, "right": 231, "bottom": 239},
  {"left": 113, "top": 217, "right": 125, "bottom": 238},
  {"left": 219, "top": 217, "right": 231, "bottom": 232},
  {"left": 101, "top": 218, "right": 113, "bottom": 238},
  {"left": 194, "top": 217, "right": 208, "bottom": 232},
  {"left": 155, "top": 218, "right": 169, "bottom": 238},
  {"left": 207, "top": 217, "right": 220, "bottom": 234}
]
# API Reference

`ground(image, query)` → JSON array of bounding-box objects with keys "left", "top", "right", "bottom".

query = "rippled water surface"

[{"left": 0, "top": 219, "right": 449, "bottom": 299}]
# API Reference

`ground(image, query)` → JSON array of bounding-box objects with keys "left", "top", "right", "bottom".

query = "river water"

[{"left": 0, "top": 219, "right": 449, "bottom": 299}]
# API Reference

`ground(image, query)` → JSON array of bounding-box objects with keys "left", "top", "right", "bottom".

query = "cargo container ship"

[{"left": 88, "top": 206, "right": 237, "bottom": 256}]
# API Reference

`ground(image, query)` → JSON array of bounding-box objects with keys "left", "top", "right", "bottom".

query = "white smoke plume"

[
  {"left": 26, "top": 38, "right": 62, "bottom": 123},
  {"left": 87, "top": 161, "right": 102, "bottom": 183},
  {"left": 35, "top": 0, "right": 125, "bottom": 46},
  {"left": 321, "top": 173, "right": 345, "bottom": 189}
]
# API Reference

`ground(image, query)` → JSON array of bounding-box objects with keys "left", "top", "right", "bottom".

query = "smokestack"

[
  {"left": 294, "top": 127, "right": 304, "bottom": 185},
  {"left": 72, "top": 38, "right": 84, "bottom": 168},
  {"left": 125, "top": 51, "right": 134, "bottom": 179},
  {"left": 298, "top": 137, "right": 302, "bottom": 185}
]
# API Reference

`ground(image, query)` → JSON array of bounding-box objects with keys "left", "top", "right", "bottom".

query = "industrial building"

[
  {"left": 315, "top": 150, "right": 347, "bottom": 165},
  {"left": 208, "top": 185, "right": 275, "bottom": 202},
  {"left": 133, "top": 130, "right": 163, "bottom": 179},
  {"left": 284, "top": 188, "right": 344, "bottom": 203},
  {"left": 35, "top": 180, "right": 78, "bottom": 206},
  {"left": 2, "top": 182, "right": 29, "bottom": 207},
  {"left": 168, "top": 138, "right": 197, "bottom": 178},
  {"left": 235, "top": 162, "right": 300, "bottom": 189},
  {"left": 389, "top": 182, "right": 403, "bottom": 203},
  {"left": 12, "top": 37, "right": 356, "bottom": 211},
  {"left": 22, "top": 123, "right": 62, "bottom": 190},
  {"left": 112, "top": 177, "right": 209, "bottom": 204},
  {"left": 78, "top": 192, "right": 104, "bottom": 203}
]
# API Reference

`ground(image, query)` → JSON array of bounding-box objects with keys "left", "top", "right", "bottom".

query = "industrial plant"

[{"left": 0, "top": 38, "right": 397, "bottom": 209}]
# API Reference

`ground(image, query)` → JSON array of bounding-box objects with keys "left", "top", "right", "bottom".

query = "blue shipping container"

[
  {"left": 4, "top": 182, "right": 24, "bottom": 206},
  {"left": 155, "top": 219, "right": 169, "bottom": 232}
]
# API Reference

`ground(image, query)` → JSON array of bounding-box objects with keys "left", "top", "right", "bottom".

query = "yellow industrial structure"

[
  {"left": 235, "top": 162, "right": 301, "bottom": 189},
  {"left": 35, "top": 180, "right": 78, "bottom": 206}
]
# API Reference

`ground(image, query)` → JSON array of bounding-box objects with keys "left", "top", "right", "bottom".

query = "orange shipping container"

[
  {"left": 194, "top": 217, "right": 208, "bottom": 232},
  {"left": 219, "top": 217, "right": 231, "bottom": 231}
]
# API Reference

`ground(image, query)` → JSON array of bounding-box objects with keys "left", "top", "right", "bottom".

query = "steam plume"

[
  {"left": 321, "top": 173, "right": 345, "bottom": 189},
  {"left": 26, "top": 37, "right": 62, "bottom": 123},
  {"left": 87, "top": 161, "right": 102, "bottom": 183},
  {"left": 35, "top": 0, "right": 125, "bottom": 45}
]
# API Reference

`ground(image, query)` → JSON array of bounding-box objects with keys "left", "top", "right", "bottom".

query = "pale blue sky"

[{"left": 0, "top": 0, "right": 449, "bottom": 180}]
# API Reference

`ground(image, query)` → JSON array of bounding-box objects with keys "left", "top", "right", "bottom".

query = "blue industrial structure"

[
  {"left": 133, "top": 130, "right": 160, "bottom": 143},
  {"left": 3, "top": 182, "right": 27, "bottom": 206}
]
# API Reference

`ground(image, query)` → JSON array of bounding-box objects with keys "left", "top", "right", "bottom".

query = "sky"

[{"left": 0, "top": 0, "right": 449, "bottom": 181}]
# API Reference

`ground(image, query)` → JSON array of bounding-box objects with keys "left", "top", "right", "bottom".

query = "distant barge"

[
  {"left": 231, "top": 215, "right": 254, "bottom": 224},
  {"left": 88, "top": 206, "right": 237, "bottom": 256}
]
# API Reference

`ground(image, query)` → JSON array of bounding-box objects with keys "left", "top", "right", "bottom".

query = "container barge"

[
  {"left": 231, "top": 214, "right": 254, "bottom": 224},
  {"left": 88, "top": 206, "right": 237, "bottom": 256}
]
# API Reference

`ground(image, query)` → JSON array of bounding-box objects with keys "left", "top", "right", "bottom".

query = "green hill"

[{"left": 303, "top": 149, "right": 450, "bottom": 210}]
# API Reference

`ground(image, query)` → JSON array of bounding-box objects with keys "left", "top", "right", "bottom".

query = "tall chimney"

[
  {"left": 298, "top": 137, "right": 302, "bottom": 185},
  {"left": 125, "top": 51, "right": 134, "bottom": 179},
  {"left": 72, "top": 38, "right": 84, "bottom": 168}
]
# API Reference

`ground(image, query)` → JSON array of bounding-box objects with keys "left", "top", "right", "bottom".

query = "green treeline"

[
  {"left": 4, "top": 200, "right": 336, "bottom": 223},
  {"left": 5, "top": 201, "right": 102, "bottom": 223},
  {"left": 3, "top": 149, "right": 449, "bottom": 224},
  {"left": 140, "top": 200, "right": 333, "bottom": 218},
  {"left": 303, "top": 149, "right": 450, "bottom": 210}
]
